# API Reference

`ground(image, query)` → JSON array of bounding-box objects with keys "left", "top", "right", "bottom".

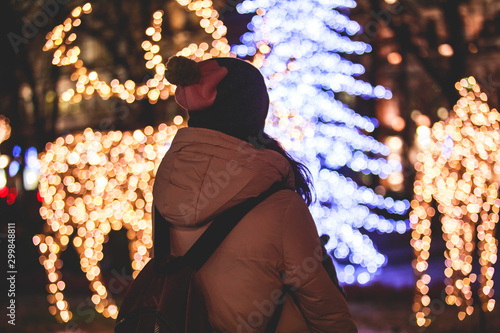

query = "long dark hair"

[{"left": 251, "top": 133, "right": 314, "bottom": 206}]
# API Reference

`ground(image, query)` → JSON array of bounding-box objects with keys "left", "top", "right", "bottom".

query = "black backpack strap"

[
  {"left": 153, "top": 203, "right": 171, "bottom": 272},
  {"left": 154, "top": 182, "right": 289, "bottom": 273}
]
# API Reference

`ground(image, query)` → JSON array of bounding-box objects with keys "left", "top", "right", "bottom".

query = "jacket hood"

[{"left": 152, "top": 127, "right": 295, "bottom": 228}]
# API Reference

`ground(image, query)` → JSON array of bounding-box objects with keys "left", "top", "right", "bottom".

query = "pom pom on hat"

[
  {"left": 167, "top": 56, "right": 228, "bottom": 111},
  {"left": 165, "top": 56, "right": 201, "bottom": 87}
]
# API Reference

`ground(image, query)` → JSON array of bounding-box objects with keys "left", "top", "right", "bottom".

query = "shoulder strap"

[{"left": 154, "top": 182, "right": 289, "bottom": 273}]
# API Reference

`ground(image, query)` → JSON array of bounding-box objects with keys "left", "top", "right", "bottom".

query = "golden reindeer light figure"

[
  {"left": 33, "top": 0, "right": 232, "bottom": 322},
  {"left": 410, "top": 76, "right": 498, "bottom": 327},
  {"left": 33, "top": 124, "right": 180, "bottom": 322}
]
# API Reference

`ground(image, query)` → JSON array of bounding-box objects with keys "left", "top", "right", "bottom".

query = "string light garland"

[
  {"left": 410, "top": 76, "right": 498, "bottom": 327},
  {"left": 234, "top": 0, "right": 409, "bottom": 284},
  {"left": 43, "top": 1, "right": 232, "bottom": 104}
]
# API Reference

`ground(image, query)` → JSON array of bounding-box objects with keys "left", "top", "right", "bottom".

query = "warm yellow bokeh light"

[
  {"left": 35, "top": 123, "right": 180, "bottom": 322},
  {"left": 43, "top": 1, "right": 233, "bottom": 105},
  {"left": 410, "top": 77, "right": 498, "bottom": 325}
]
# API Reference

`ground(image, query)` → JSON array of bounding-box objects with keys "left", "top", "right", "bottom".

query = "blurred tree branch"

[{"left": 370, "top": 0, "right": 466, "bottom": 107}]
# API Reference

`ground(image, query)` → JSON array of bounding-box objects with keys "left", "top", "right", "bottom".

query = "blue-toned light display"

[
  {"left": 23, "top": 147, "right": 41, "bottom": 190},
  {"left": 235, "top": 0, "right": 409, "bottom": 283},
  {"left": 8, "top": 160, "right": 20, "bottom": 177},
  {"left": 13, "top": 145, "right": 21, "bottom": 157}
]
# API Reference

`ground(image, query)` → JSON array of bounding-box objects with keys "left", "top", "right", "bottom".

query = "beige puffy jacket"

[{"left": 152, "top": 127, "right": 357, "bottom": 333}]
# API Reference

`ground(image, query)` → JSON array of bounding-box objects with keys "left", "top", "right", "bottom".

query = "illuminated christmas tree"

[{"left": 234, "top": 0, "right": 409, "bottom": 284}]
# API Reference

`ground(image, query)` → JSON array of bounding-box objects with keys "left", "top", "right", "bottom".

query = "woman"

[{"left": 151, "top": 56, "right": 357, "bottom": 332}]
